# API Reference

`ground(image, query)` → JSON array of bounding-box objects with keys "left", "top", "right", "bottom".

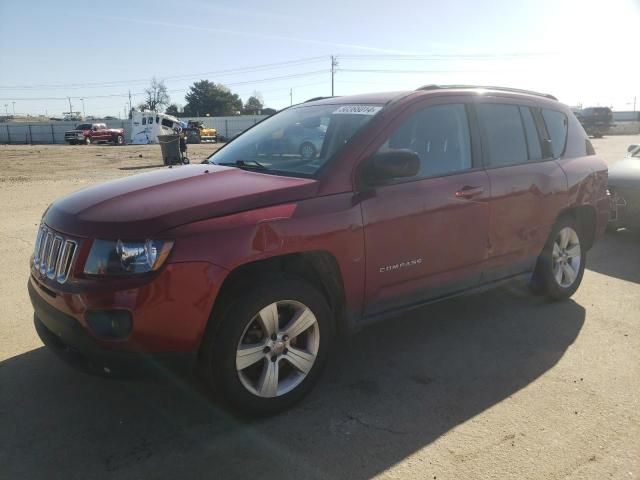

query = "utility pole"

[
  {"left": 290, "top": 88, "right": 293, "bottom": 106},
  {"left": 128, "top": 90, "right": 132, "bottom": 117},
  {"left": 330, "top": 55, "right": 338, "bottom": 96},
  {"left": 634, "top": 96, "right": 637, "bottom": 112},
  {"left": 80, "top": 98, "right": 85, "bottom": 118},
  {"left": 3, "top": 104, "right": 7, "bottom": 116},
  {"left": 67, "top": 97, "right": 73, "bottom": 116},
  {"left": 12, "top": 101, "right": 16, "bottom": 115}
]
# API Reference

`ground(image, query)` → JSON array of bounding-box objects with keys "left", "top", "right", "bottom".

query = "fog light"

[{"left": 86, "top": 310, "right": 132, "bottom": 339}]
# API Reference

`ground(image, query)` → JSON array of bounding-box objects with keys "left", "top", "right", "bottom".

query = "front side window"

[
  {"left": 376, "top": 104, "right": 472, "bottom": 178},
  {"left": 477, "top": 104, "right": 528, "bottom": 167},
  {"left": 542, "top": 109, "right": 568, "bottom": 158},
  {"left": 207, "top": 104, "right": 380, "bottom": 177},
  {"left": 161, "top": 118, "right": 174, "bottom": 128}
]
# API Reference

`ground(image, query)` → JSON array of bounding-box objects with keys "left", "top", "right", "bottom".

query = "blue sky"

[{"left": 1, "top": 0, "right": 638, "bottom": 117}]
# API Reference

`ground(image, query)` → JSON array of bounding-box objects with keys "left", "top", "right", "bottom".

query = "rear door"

[
  {"left": 474, "top": 99, "right": 567, "bottom": 280},
  {"left": 359, "top": 98, "right": 491, "bottom": 316}
]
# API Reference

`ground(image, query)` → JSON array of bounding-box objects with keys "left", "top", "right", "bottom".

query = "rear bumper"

[{"left": 30, "top": 280, "right": 196, "bottom": 377}]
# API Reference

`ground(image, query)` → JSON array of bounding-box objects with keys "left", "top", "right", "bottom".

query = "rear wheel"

[
  {"left": 201, "top": 277, "right": 331, "bottom": 415},
  {"left": 531, "top": 217, "right": 585, "bottom": 300}
]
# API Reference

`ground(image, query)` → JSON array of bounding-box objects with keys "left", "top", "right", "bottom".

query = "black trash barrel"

[{"left": 157, "top": 134, "right": 181, "bottom": 166}]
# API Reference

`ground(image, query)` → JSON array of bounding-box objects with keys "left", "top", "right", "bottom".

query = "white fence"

[{"left": 0, "top": 115, "right": 268, "bottom": 144}]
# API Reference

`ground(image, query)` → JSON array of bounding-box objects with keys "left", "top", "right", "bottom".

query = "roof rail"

[
  {"left": 417, "top": 84, "right": 558, "bottom": 101},
  {"left": 304, "top": 96, "right": 339, "bottom": 103}
]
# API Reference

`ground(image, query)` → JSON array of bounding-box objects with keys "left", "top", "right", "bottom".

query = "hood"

[
  {"left": 44, "top": 164, "right": 317, "bottom": 238},
  {"left": 608, "top": 157, "right": 640, "bottom": 189}
]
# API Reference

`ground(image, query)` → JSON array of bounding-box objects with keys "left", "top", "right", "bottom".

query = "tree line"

[{"left": 136, "top": 78, "right": 276, "bottom": 118}]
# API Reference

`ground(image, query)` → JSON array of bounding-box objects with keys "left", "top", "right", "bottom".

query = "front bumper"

[
  {"left": 609, "top": 186, "right": 640, "bottom": 229},
  {"left": 30, "top": 280, "right": 195, "bottom": 377},
  {"left": 28, "top": 259, "right": 228, "bottom": 377}
]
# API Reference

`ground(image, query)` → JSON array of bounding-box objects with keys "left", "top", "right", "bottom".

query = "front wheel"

[
  {"left": 114, "top": 135, "right": 124, "bottom": 145},
  {"left": 85, "top": 136, "right": 92, "bottom": 145},
  {"left": 531, "top": 217, "right": 585, "bottom": 300},
  {"left": 201, "top": 277, "right": 332, "bottom": 416}
]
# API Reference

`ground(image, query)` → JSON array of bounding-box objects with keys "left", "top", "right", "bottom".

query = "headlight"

[{"left": 84, "top": 239, "right": 174, "bottom": 276}]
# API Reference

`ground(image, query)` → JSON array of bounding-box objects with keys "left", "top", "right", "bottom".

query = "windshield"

[
  {"left": 207, "top": 104, "right": 381, "bottom": 176},
  {"left": 75, "top": 124, "right": 92, "bottom": 130}
]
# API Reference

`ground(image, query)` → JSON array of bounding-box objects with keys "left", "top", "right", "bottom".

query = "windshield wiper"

[{"left": 218, "top": 159, "right": 268, "bottom": 170}]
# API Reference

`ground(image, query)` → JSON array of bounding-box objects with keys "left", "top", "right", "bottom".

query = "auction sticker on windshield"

[{"left": 333, "top": 105, "right": 383, "bottom": 115}]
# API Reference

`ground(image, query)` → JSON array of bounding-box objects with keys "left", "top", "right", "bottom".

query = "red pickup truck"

[
  {"left": 64, "top": 123, "right": 125, "bottom": 145},
  {"left": 30, "top": 86, "right": 609, "bottom": 415}
]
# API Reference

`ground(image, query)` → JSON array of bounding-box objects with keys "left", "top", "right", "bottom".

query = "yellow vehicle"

[{"left": 185, "top": 121, "right": 218, "bottom": 144}]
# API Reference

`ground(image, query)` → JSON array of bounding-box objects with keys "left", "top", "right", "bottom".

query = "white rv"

[{"left": 130, "top": 111, "right": 182, "bottom": 144}]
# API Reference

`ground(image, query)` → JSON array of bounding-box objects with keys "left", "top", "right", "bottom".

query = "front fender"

[{"left": 163, "top": 193, "right": 366, "bottom": 320}]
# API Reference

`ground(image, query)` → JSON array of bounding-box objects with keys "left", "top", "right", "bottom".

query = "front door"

[{"left": 359, "top": 101, "right": 491, "bottom": 316}]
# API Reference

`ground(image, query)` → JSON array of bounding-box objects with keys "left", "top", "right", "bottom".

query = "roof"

[
  {"left": 300, "top": 85, "right": 560, "bottom": 109},
  {"left": 300, "top": 91, "right": 409, "bottom": 106},
  {"left": 417, "top": 84, "right": 557, "bottom": 100}
]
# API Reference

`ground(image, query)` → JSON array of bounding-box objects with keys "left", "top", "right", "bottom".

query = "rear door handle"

[{"left": 455, "top": 186, "right": 485, "bottom": 199}]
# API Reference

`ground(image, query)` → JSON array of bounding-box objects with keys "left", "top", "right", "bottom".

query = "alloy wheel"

[
  {"left": 236, "top": 300, "right": 320, "bottom": 398},
  {"left": 552, "top": 226, "right": 581, "bottom": 288}
]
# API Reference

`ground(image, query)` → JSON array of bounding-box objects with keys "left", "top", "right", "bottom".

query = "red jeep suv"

[{"left": 29, "top": 86, "right": 609, "bottom": 414}]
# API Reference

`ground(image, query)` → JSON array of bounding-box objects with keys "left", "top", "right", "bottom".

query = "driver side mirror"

[
  {"left": 361, "top": 149, "right": 420, "bottom": 186},
  {"left": 627, "top": 144, "right": 638, "bottom": 153}
]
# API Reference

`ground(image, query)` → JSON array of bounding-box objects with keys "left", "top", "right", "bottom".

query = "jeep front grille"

[{"left": 33, "top": 224, "right": 77, "bottom": 284}]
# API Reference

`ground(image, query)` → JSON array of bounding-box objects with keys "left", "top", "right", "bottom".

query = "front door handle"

[{"left": 455, "top": 186, "right": 485, "bottom": 199}]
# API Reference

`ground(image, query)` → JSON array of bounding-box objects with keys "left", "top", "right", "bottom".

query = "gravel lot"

[{"left": 0, "top": 137, "right": 638, "bottom": 479}]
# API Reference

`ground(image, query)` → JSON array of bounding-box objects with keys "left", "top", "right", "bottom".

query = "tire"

[
  {"left": 531, "top": 217, "right": 586, "bottom": 300},
  {"left": 85, "top": 136, "right": 92, "bottom": 145},
  {"left": 114, "top": 135, "right": 124, "bottom": 145},
  {"left": 201, "top": 276, "right": 332, "bottom": 416},
  {"left": 182, "top": 156, "right": 190, "bottom": 165},
  {"left": 606, "top": 223, "right": 619, "bottom": 233},
  {"left": 299, "top": 142, "right": 317, "bottom": 160}
]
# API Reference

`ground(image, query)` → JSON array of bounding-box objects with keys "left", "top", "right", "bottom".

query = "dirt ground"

[{"left": 0, "top": 137, "right": 638, "bottom": 479}]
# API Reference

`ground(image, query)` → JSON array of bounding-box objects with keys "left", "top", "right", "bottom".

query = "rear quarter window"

[{"left": 542, "top": 109, "right": 568, "bottom": 158}]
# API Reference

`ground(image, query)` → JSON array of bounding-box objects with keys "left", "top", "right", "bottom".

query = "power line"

[
  {"left": 336, "top": 68, "right": 525, "bottom": 74},
  {"left": 0, "top": 70, "right": 329, "bottom": 101},
  {"left": 0, "top": 56, "right": 327, "bottom": 90},
  {"left": 336, "top": 52, "right": 554, "bottom": 59}
]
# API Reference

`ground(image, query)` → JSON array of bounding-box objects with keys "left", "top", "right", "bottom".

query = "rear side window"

[
  {"left": 378, "top": 104, "right": 472, "bottom": 178},
  {"left": 519, "top": 107, "right": 542, "bottom": 160},
  {"left": 477, "top": 104, "right": 528, "bottom": 167},
  {"left": 142, "top": 117, "right": 147, "bottom": 125},
  {"left": 542, "top": 109, "right": 568, "bottom": 158}
]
